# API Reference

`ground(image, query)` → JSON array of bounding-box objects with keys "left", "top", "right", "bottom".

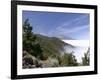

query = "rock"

[
  {"left": 23, "top": 50, "right": 28, "bottom": 57},
  {"left": 23, "top": 52, "right": 38, "bottom": 68},
  {"left": 31, "top": 65, "right": 36, "bottom": 68},
  {"left": 22, "top": 52, "right": 43, "bottom": 68},
  {"left": 23, "top": 56, "right": 33, "bottom": 65},
  {"left": 22, "top": 51, "right": 60, "bottom": 68}
]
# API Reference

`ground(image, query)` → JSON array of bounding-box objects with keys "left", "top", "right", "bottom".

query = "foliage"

[
  {"left": 23, "top": 19, "right": 87, "bottom": 68},
  {"left": 60, "top": 52, "right": 78, "bottom": 66},
  {"left": 82, "top": 48, "right": 90, "bottom": 66},
  {"left": 23, "top": 19, "right": 43, "bottom": 59}
]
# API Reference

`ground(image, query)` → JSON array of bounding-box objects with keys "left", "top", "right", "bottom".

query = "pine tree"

[
  {"left": 82, "top": 48, "right": 90, "bottom": 66},
  {"left": 23, "top": 19, "right": 43, "bottom": 59}
]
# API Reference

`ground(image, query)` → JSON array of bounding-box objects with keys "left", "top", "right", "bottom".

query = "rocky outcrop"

[
  {"left": 23, "top": 51, "right": 42, "bottom": 69},
  {"left": 22, "top": 51, "right": 60, "bottom": 69}
]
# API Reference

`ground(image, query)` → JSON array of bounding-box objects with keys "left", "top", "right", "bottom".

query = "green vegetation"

[
  {"left": 22, "top": 19, "right": 90, "bottom": 69},
  {"left": 82, "top": 48, "right": 90, "bottom": 66},
  {"left": 23, "top": 19, "right": 43, "bottom": 59},
  {"left": 60, "top": 52, "right": 78, "bottom": 66}
]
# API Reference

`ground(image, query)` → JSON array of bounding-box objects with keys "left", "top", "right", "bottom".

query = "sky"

[{"left": 22, "top": 11, "right": 90, "bottom": 40}]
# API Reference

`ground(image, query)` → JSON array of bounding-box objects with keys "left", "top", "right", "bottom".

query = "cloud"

[
  {"left": 57, "top": 25, "right": 89, "bottom": 34},
  {"left": 55, "top": 15, "right": 89, "bottom": 30},
  {"left": 47, "top": 15, "right": 89, "bottom": 39}
]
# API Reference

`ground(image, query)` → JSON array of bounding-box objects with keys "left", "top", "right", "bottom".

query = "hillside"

[
  {"left": 35, "top": 34, "right": 75, "bottom": 57},
  {"left": 23, "top": 33, "right": 78, "bottom": 68},
  {"left": 22, "top": 19, "right": 79, "bottom": 69}
]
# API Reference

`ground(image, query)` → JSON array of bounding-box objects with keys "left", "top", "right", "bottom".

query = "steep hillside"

[
  {"left": 22, "top": 19, "right": 79, "bottom": 68},
  {"left": 35, "top": 34, "right": 75, "bottom": 57}
]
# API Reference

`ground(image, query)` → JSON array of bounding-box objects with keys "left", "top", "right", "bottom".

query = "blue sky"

[{"left": 22, "top": 11, "right": 90, "bottom": 40}]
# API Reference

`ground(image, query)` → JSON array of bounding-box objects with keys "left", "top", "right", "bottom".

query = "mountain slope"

[{"left": 35, "top": 34, "right": 75, "bottom": 57}]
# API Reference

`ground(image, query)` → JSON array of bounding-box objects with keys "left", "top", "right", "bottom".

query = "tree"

[
  {"left": 60, "top": 52, "right": 78, "bottom": 66},
  {"left": 82, "top": 48, "right": 90, "bottom": 66},
  {"left": 23, "top": 19, "right": 43, "bottom": 59},
  {"left": 67, "top": 52, "right": 78, "bottom": 66}
]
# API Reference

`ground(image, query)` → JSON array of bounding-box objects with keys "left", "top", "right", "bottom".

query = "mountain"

[
  {"left": 22, "top": 19, "right": 80, "bottom": 69},
  {"left": 35, "top": 34, "right": 75, "bottom": 57},
  {"left": 23, "top": 34, "right": 78, "bottom": 68}
]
